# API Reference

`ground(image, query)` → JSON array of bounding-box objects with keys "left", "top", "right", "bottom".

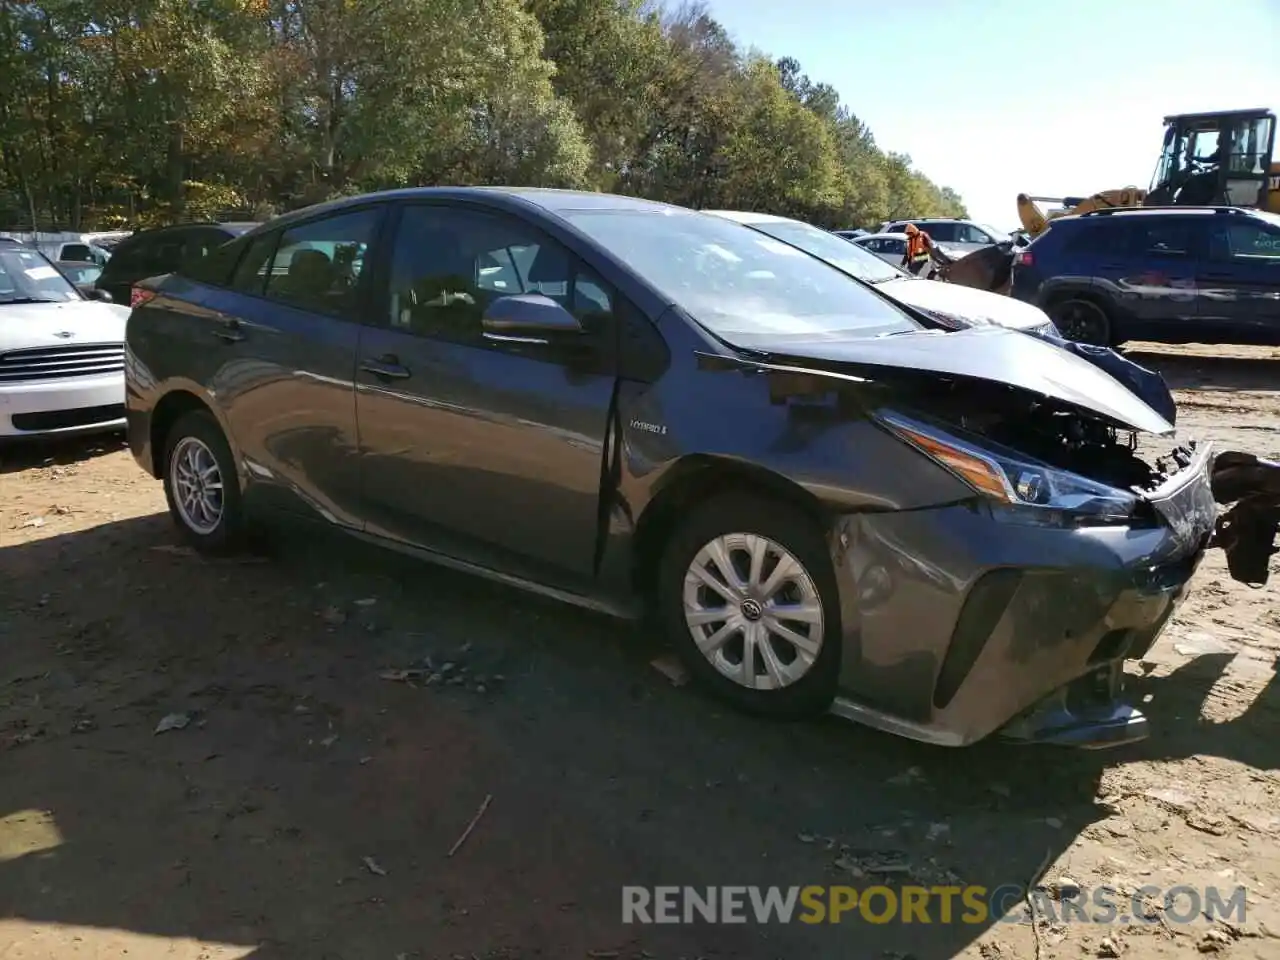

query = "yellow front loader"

[{"left": 1018, "top": 108, "right": 1279, "bottom": 238}]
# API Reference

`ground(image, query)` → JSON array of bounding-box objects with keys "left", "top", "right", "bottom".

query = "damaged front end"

[{"left": 715, "top": 326, "right": 1274, "bottom": 748}]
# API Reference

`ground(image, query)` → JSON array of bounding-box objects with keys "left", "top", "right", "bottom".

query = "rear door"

[
  {"left": 354, "top": 200, "right": 620, "bottom": 584},
  {"left": 1198, "top": 214, "right": 1280, "bottom": 343},
  {"left": 196, "top": 207, "right": 386, "bottom": 526},
  {"left": 1090, "top": 216, "right": 1201, "bottom": 341}
]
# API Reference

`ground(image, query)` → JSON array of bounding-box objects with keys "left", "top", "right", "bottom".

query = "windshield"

[
  {"left": 564, "top": 209, "right": 919, "bottom": 342},
  {"left": 0, "top": 247, "right": 82, "bottom": 304},
  {"left": 742, "top": 219, "right": 906, "bottom": 284},
  {"left": 978, "top": 224, "right": 1010, "bottom": 243}
]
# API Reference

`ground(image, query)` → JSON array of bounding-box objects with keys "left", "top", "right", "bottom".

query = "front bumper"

[
  {"left": 827, "top": 445, "right": 1216, "bottom": 748},
  {"left": 0, "top": 373, "right": 125, "bottom": 439}
]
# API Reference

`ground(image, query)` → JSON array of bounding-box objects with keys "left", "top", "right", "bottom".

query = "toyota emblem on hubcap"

[{"left": 740, "top": 598, "right": 763, "bottom": 621}]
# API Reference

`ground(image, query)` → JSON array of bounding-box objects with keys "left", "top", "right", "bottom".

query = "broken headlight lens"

[{"left": 878, "top": 411, "right": 1140, "bottom": 525}]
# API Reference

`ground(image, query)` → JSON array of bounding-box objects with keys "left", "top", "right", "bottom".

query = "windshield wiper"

[{"left": 0, "top": 297, "right": 67, "bottom": 306}]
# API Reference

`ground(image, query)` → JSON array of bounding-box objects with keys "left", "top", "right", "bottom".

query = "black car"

[
  {"left": 96, "top": 221, "right": 259, "bottom": 306},
  {"left": 1010, "top": 206, "right": 1280, "bottom": 346},
  {"left": 124, "top": 187, "right": 1223, "bottom": 750}
]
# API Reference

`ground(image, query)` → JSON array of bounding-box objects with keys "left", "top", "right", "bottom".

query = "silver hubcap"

[
  {"left": 682, "top": 533, "right": 825, "bottom": 691},
  {"left": 170, "top": 437, "right": 225, "bottom": 535}
]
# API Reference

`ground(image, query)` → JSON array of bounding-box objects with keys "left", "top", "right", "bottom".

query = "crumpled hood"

[
  {"left": 0, "top": 300, "right": 128, "bottom": 353},
  {"left": 742, "top": 325, "right": 1175, "bottom": 435},
  {"left": 881, "top": 276, "right": 1049, "bottom": 331}
]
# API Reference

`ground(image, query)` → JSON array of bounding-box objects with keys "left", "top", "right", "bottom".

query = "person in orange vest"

[{"left": 901, "top": 223, "right": 935, "bottom": 277}]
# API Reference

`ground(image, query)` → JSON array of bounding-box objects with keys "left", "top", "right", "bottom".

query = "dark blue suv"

[{"left": 1010, "top": 206, "right": 1280, "bottom": 346}]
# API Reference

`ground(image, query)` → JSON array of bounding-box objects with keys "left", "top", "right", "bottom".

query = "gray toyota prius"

[{"left": 123, "top": 187, "right": 1219, "bottom": 749}]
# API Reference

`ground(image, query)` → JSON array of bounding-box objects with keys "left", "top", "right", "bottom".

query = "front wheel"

[
  {"left": 656, "top": 494, "right": 843, "bottom": 719},
  {"left": 162, "top": 410, "right": 246, "bottom": 554},
  {"left": 1049, "top": 298, "right": 1113, "bottom": 346}
]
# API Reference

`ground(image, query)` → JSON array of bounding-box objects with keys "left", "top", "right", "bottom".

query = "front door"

[
  {"left": 1198, "top": 214, "right": 1280, "bottom": 343},
  {"left": 355, "top": 202, "right": 619, "bottom": 582}
]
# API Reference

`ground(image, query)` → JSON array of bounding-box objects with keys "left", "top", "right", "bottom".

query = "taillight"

[
  {"left": 1013, "top": 250, "right": 1033, "bottom": 267},
  {"left": 130, "top": 287, "right": 157, "bottom": 309}
]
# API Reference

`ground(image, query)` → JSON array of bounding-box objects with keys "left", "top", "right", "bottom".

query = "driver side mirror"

[
  {"left": 79, "top": 284, "right": 112, "bottom": 302},
  {"left": 481, "top": 294, "right": 582, "bottom": 343}
]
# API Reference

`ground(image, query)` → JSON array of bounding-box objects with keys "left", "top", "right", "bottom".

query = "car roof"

[
  {"left": 122, "top": 221, "right": 261, "bottom": 242},
  {"left": 256, "top": 187, "right": 683, "bottom": 234},
  {"left": 1047, "top": 206, "right": 1260, "bottom": 228},
  {"left": 701, "top": 209, "right": 802, "bottom": 226},
  {"left": 863, "top": 232, "right": 909, "bottom": 239}
]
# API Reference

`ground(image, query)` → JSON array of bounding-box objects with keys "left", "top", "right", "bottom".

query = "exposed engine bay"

[
  {"left": 751, "top": 356, "right": 1280, "bottom": 587},
  {"left": 908, "top": 381, "right": 1162, "bottom": 493}
]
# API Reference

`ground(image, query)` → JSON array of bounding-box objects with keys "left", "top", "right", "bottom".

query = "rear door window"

[
  {"left": 1134, "top": 219, "right": 1196, "bottom": 257},
  {"left": 261, "top": 208, "right": 381, "bottom": 318},
  {"left": 229, "top": 232, "right": 282, "bottom": 295}
]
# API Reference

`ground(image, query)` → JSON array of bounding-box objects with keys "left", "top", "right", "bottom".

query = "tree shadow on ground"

[
  {"left": 0, "top": 430, "right": 127, "bottom": 475},
  {"left": 0, "top": 514, "right": 1270, "bottom": 959}
]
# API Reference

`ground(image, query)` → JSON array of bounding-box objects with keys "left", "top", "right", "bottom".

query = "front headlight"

[
  {"left": 1029, "top": 320, "right": 1061, "bottom": 339},
  {"left": 878, "top": 410, "right": 1143, "bottom": 527}
]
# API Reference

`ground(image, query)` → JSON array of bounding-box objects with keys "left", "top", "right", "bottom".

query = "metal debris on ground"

[
  {"left": 362, "top": 855, "right": 387, "bottom": 876},
  {"left": 1042, "top": 876, "right": 1082, "bottom": 901},
  {"left": 1196, "top": 929, "right": 1232, "bottom": 952},
  {"left": 154, "top": 712, "right": 191, "bottom": 734},
  {"left": 448, "top": 793, "right": 493, "bottom": 858},
  {"left": 649, "top": 654, "right": 689, "bottom": 686},
  {"left": 1097, "top": 935, "right": 1122, "bottom": 957},
  {"left": 21, "top": 516, "right": 44, "bottom": 528}
]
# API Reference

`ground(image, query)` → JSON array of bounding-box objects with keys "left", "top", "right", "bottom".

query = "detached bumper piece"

[
  {"left": 1210, "top": 451, "right": 1280, "bottom": 586},
  {"left": 998, "top": 662, "right": 1149, "bottom": 750}
]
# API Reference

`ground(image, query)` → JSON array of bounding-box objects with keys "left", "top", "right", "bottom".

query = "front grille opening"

[
  {"left": 11, "top": 403, "right": 124, "bottom": 432},
  {"left": 0, "top": 344, "right": 125, "bottom": 382},
  {"left": 933, "top": 568, "right": 1022, "bottom": 709}
]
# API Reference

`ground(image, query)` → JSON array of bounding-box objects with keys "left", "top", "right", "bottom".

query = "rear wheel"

[
  {"left": 1049, "top": 298, "right": 1112, "bottom": 346},
  {"left": 656, "top": 494, "right": 842, "bottom": 719},
  {"left": 162, "top": 410, "right": 245, "bottom": 554}
]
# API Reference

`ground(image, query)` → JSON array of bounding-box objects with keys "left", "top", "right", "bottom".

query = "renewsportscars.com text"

[{"left": 622, "top": 884, "right": 1247, "bottom": 926}]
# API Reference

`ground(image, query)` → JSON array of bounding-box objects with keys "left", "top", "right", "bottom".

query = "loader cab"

[{"left": 1148, "top": 109, "right": 1276, "bottom": 209}]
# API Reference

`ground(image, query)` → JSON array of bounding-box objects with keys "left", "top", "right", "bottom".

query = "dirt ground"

[{"left": 1, "top": 341, "right": 1278, "bottom": 960}]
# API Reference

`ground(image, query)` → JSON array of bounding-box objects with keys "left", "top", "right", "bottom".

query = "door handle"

[
  {"left": 213, "top": 319, "right": 245, "bottom": 342},
  {"left": 360, "top": 354, "right": 411, "bottom": 379}
]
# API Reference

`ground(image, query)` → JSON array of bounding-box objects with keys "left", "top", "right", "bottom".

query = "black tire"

[
  {"left": 161, "top": 410, "right": 246, "bottom": 554},
  {"left": 656, "top": 494, "right": 842, "bottom": 719},
  {"left": 1049, "top": 297, "right": 1113, "bottom": 346}
]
